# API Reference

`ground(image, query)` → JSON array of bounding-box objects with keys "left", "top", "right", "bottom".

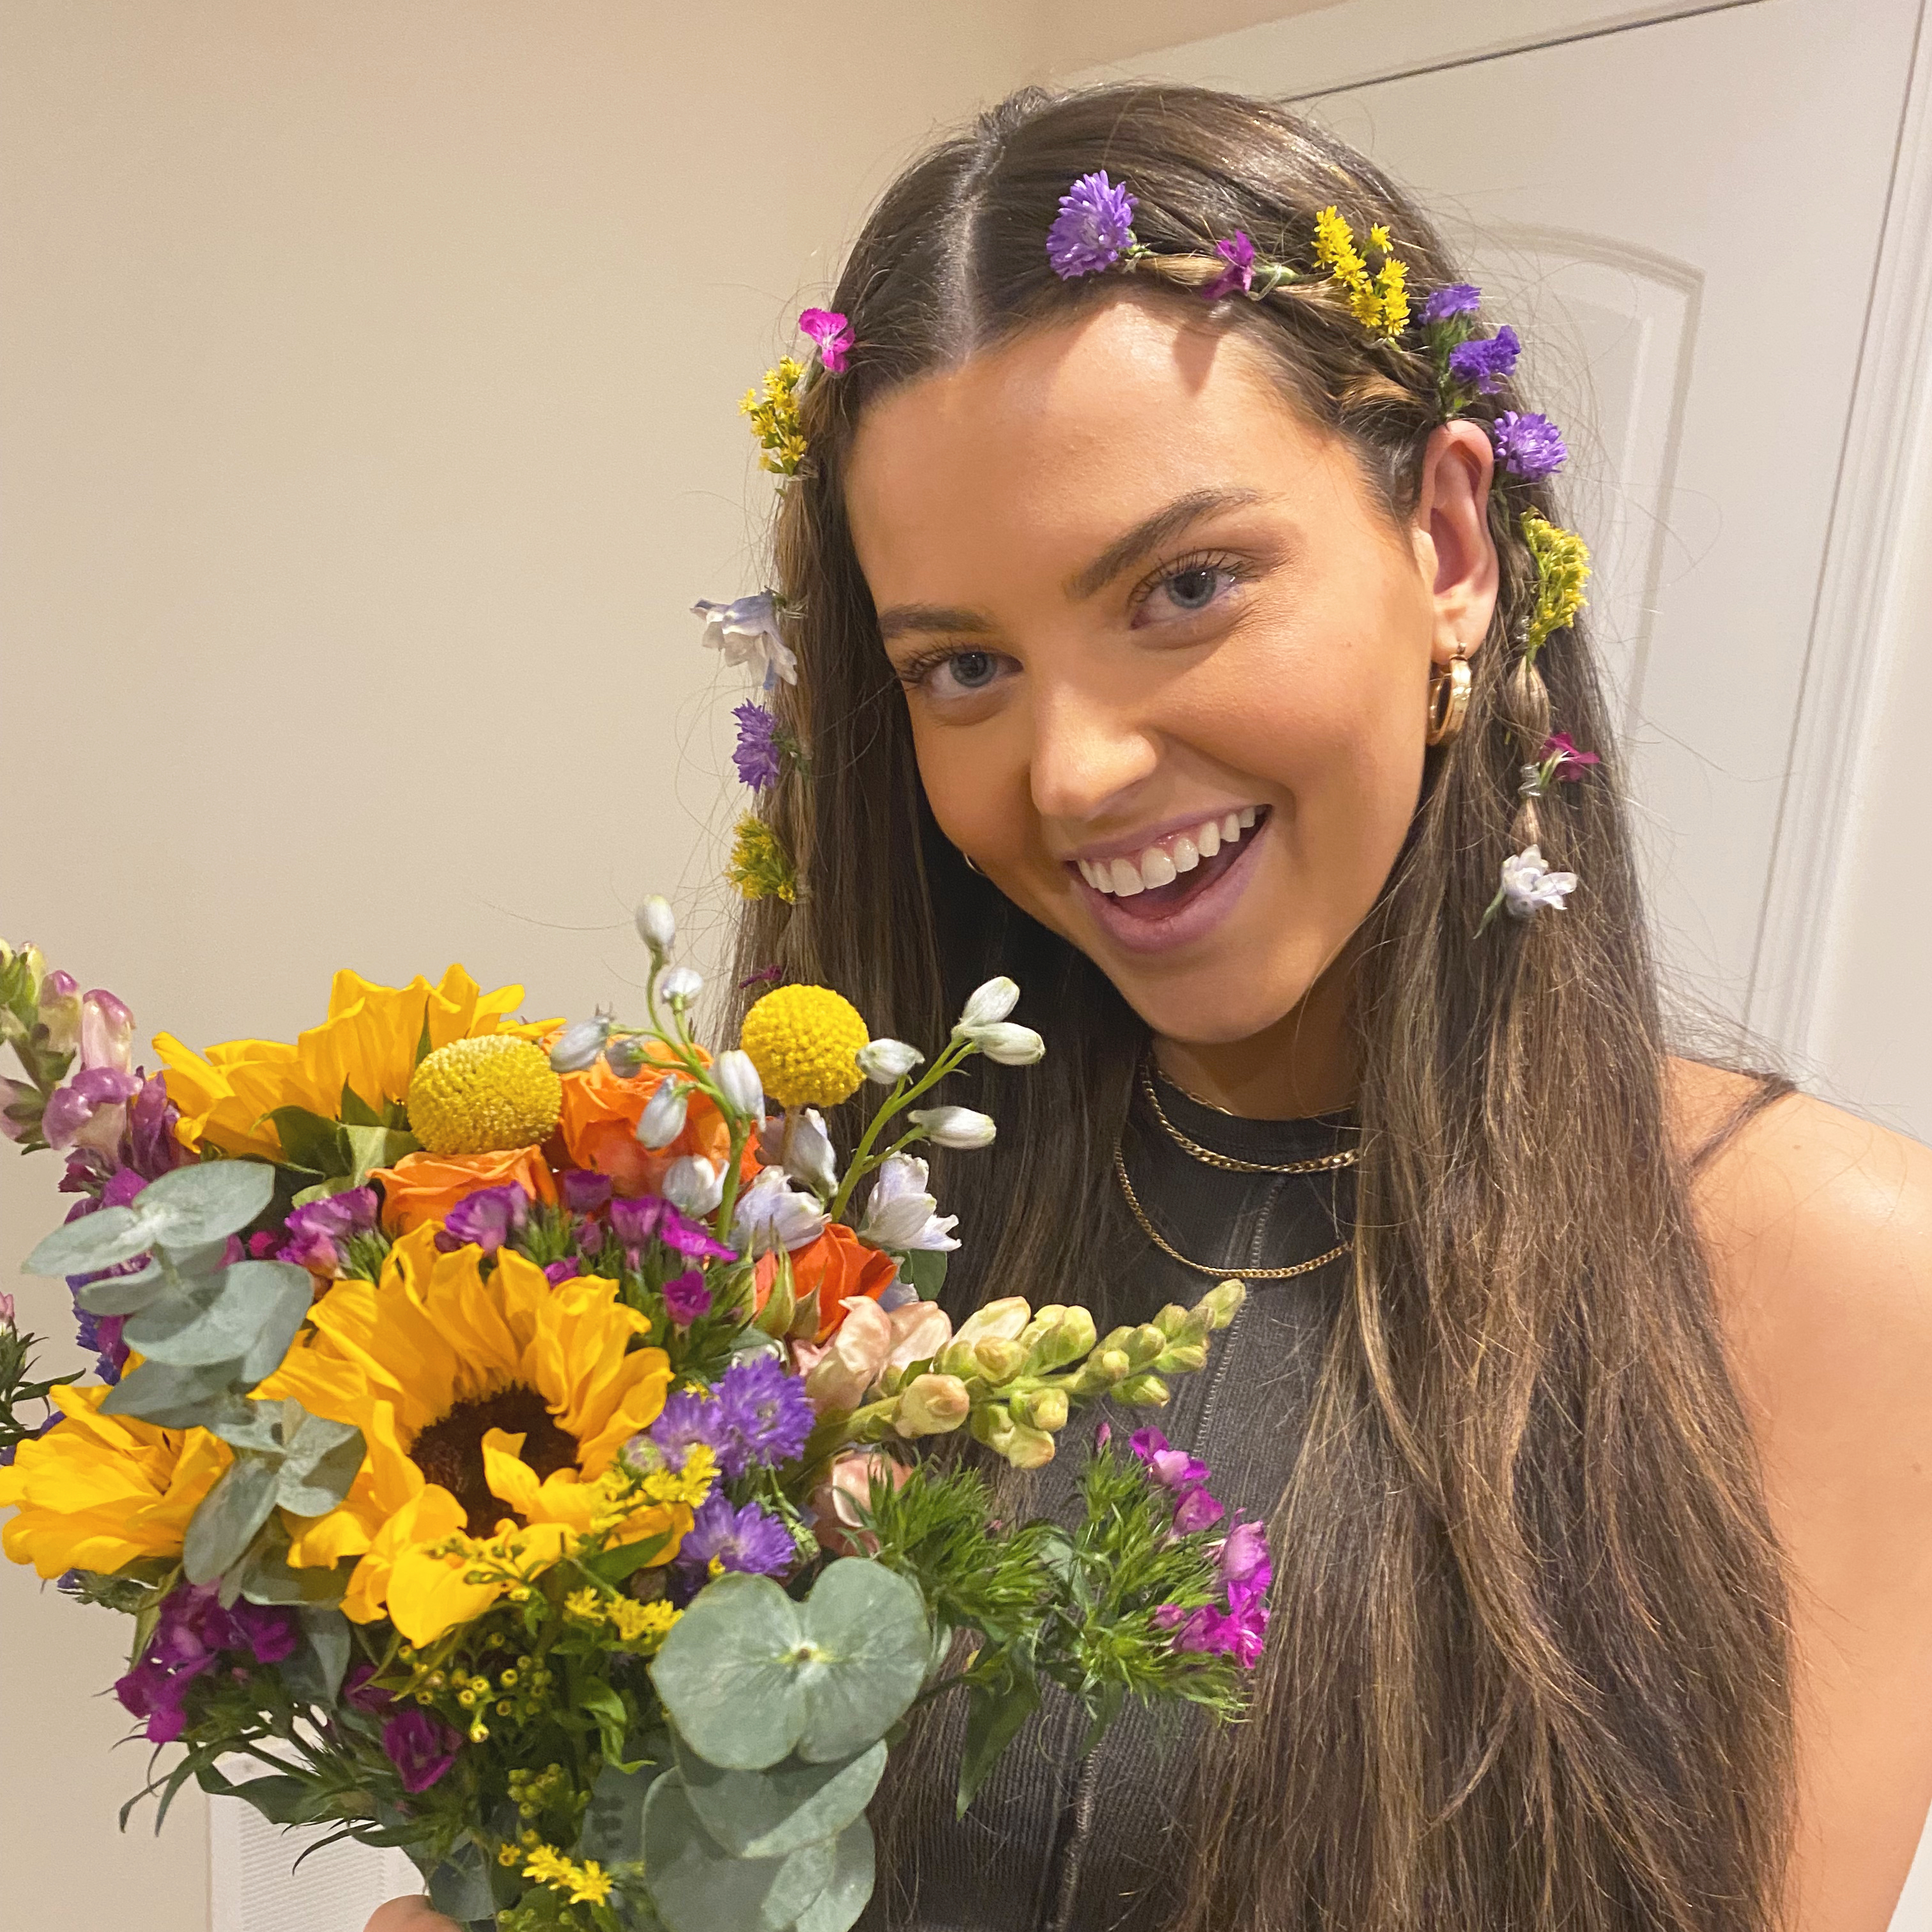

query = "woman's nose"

[{"left": 1026, "top": 684, "right": 1161, "bottom": 826}]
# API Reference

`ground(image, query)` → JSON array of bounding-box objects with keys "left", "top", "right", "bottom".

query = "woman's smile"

[{"left": 1067, "top": 804, "right": 1272, "bottom": 954}]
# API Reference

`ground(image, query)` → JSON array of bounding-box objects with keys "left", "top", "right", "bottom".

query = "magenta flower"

[
  {"left": 799, "top": 307, "right": 855, "bottom": 373},
  {"left": 1202, "top": 231, "right": 1257, "bottom": 301},
  {"left": 42, "top": 1066, "right": 141, "bottom": 1157},
  {"left": 438, "top": 1181, "right": 530, "bottom": 1256},
  {"left": 610, "top": 1193, "right": 735, "bottom": 1262},
  {"left": 381, "top": 1709, "right": 463, "bottom": 1793},
  {"left": 1046, "top": 171, "right": 1138, "bottom": 279},
  {"left": 1129, "top": 1427, "right": 1209, "bottom": 1493},
  {"left": 1540, "top": 731, "right": 1601, "bottom": 779},
  {"left": 560, "top": 1168, "right": 613, "bottom": 1214},
  {"left": 1170, "top": 1484, "right": 1227, "bottom": 1535},
  {"left": 737, "top": 963, "right": 783, "bottom": 992},
  {"left": 280, "top": 1186, "right": 379, "bottom": 1273},
  {"left": 114, "top": 1583, "right": 300, "bottom": 1743},
  {"left": 342, "top": 1663, "right": 395, "bottom": 1715},
  {"left": 1218, "top": 1519, "right": 1270, "bottom": 1585},
  {"left": 544, "top": 1257, "right": 582, "bottom": 1285},
  {"left": 1492, "top": 410, "right": 1567, "bottom": 480},
  {"left": 79, "top": 990, "right": 135, "bottom": 1073},
  {"left": 662, "top": 1269, "right": 712, "bottom": 1327}
]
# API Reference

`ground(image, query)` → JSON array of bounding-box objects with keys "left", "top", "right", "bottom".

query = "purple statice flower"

[
  {"left": 1421, "top": 282, "right": 1482, "bottom": 323},
  {"left": 1492, "top": 410, "right": 1567, "bottom": 480},
  {"left": 1446, "top": 325, "right": 1521, "bottom": 395},
  {"left": 1200, "top": 231, "right": 1256, "bottom": 301},
  {"left": 714, "top": 1355, "right": 814, "bottom": 1476},
  {"left": 675, "top": 1492, "right": 797, "bottom": 1582},
  {"left": 282, "top": 1186, "right": 381, "bottom": 1271},
  {"left": 381, "top": 1708, "right": 464, "bottom": 1793},
  {"left": 437, "top": 1182, "right": 529, "bottom": 1257},
  {"left": 560, "top": 1168, "right": 613, "bottom": 1214},
  {"left": 662, "top": 1269, "right": 712, "bottom": 1327},
  {"left": 114, "top": 1583, "right": 300, "bottom": 1743},
  {"left": 610, "top": 1193, "right": 735, "bottom": 1264},
  {"left": 544, "top": 1257, "right": 582, "bottom": 1285},
  {"left": 1046, "top": 170, "right": 1138, "bottom": 279},
  {"left": 798, "top": 307, "right": 855, "bottom": 374},
  {"left": 732, "top": 702, "right": 784, "bottom": 793}
]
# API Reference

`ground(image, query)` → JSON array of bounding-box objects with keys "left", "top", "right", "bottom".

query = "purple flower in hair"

[
  {"left": 799, "top": 307, "right": 854, "bottom": 373},
  {"left": 437, "top": 1182, "right": 530, "bottom": 1256},
  {"left": 662, "top": 1269, "right": 712, "bottom": 1326},
  {"left": 1446, "top": 325, "right": 1521, "bottom": 395},
  {"left": 381, "top": 1708, "right": 464, "bottom": 1792},
  {"left": 675, "top": 1492, "right": 797, "bottom": 1582},
  {"left": 1492, "top": 410, "right": 1567, "bottom": 481},
  {"left": 1421, "top": 282, "right": 1482, "bottom": 323},
  {"left": 732, "top": 702, "right": 784, "bottom": 793},
  {"left": 1046, "top": 171, "right": 1138, "bottom": 279},
  {"left": 1201, "top": 231, "right": 1257, "bottom": 301}
]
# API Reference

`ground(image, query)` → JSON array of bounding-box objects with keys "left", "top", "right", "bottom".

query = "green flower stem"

[
  {"left": 711, "top": 1118, "right": 753, "bottom": 1248},
  {"left": 827, "top": 1035, "right": 977, "bottom": 1222}
]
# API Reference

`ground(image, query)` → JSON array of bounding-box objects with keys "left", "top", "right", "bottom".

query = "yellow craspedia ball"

[
  {"left": 740, "top": 985, "right": 870, "bottom": 1111},
  {"left": 406, "top": 1035, "right": 563, "bottom": 1156}
]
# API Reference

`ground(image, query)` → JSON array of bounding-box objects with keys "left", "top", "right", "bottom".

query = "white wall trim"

[
  {"left": 1084, "top": 0, "right": 1763, "bottom": 99},
  {"left": 1747, "top": 0, "right": 1932, "bottom": 1061}
]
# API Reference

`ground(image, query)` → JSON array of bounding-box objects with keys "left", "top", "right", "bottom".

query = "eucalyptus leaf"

[
  {"left": 677, "top": 1738, "right": 885, "bottom": 1861},
  {"left": 125, "top": 1261, "right": 310, "bottom": 1369},
  {"left": 73, "top": 1262, "right": 167, "bottom": 1317},
  {"left": 183, "top": 1457, "right": 282, "bottom": 1584},
  {"left": 100, "top": 1357, "right": 248, "bottom": 1429},
  {"left": 651, "top": 1574, "right": 811, "bottom": 1771},
  {"left": 281, "top": 1405, "right": 362, "bottom": 1473},
  {"left": 641, "top": 1776, "right": 834, "bottom": 1932},
  {"left": 130, "top": 1160, "right": 275, "bottom": 1249},
  {"left": 581, "top": 1753, "right": 670, "bottom": 1868},
  {"left": 211, "top": 1402, "right": 289, "bottom": 1456},
  {"left": 237, "top": 1533, "right": 349, "bottom": 1607},
  {"left": 424, "top": 1840, "right": 500, "bottom": 1924},
  {"left": 794, "top": 1560, "right": 930, "bottom": 1764},
  {"left": 790, "top": 1817, "right": 876, "bottom": 1932},
  {"left": 275, "top": 1430, "right": 364, "bottom": 1517},
  {"left": 23, "top": 1207, "right": 151, "bottom": 1280}
]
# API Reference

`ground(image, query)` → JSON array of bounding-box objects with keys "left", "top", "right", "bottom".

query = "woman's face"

[{"left": 845, "top": 298, "right": 1497, "bottom": 1056}]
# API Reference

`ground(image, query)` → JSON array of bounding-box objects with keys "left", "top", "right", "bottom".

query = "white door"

[
  {"left": 1095, "top": 0, "right": 1932, "bottom": 1126},
  {"left": 1098, "top": 1, "right": 1932, "bottom": 1923}
]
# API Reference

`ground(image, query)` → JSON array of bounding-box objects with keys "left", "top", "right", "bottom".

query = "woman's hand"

[{"left": 364, "top": 1901, "right": 461, "bottom": 1931}]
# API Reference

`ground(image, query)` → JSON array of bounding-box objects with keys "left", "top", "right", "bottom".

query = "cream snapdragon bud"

[
  {"left": 635, "top": 896, "right": 677, "bottom": 954},
  {"left": 36, "top": 970, "right": 80, "bottom": 1055},
  {"left": 635, "top": 1079, "right": 689, "bottom": 1149},
  {"left": 713, "top": 1049, "right": 765, "bottom": 1119},
  {"left": 951, "top": 1297, "right": 1032, "bottom": 1350},
  {"left": 659, "top": 965, "right": 703, "bottom": 1004},
  {"left": 908, "top": 1105, "right": 996, "bottom": 1150},
  {"left": 961, "top": 1021, "right": 1045, "bottom": 1065},
  {"left": 956, "top": 976, "right": 1020, "bottom": 1031},
  {"left": 663, "top": 1154, "right": 723, "bottom": 1216},
  {"left": 1197, "top": 1279, "right": 1247, "bottom": 1328},
  {"left": 855, "top": 1037, "right": 924, "bottom": 1084},
  {"left": 893, "top": 1372, "right": 971, "bottom": 1438},
  {"left": 1011, "top": 1386, "right": 1069, "bottom": 1434}
]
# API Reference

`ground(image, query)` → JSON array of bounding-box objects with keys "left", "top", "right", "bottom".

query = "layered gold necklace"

[{"left": 1114, "top": 1058, "right": 1358, "bottom": 1281}]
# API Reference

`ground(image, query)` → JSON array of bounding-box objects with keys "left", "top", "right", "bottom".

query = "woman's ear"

[{"left": 1413, "top": 420, "right": 1499, "bottom": 663}]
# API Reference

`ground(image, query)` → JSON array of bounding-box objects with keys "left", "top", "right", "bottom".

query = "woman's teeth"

[{"left": 1077, "top": 808, "right": 1259, "bottom": 897}]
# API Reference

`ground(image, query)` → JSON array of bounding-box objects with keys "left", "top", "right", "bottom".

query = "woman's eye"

[
  {"left": 1137, "top": 558, "right": 1244, "bottom": 627},
  {"left": 899, "top": 647, "right": 1011, "bottom": 702},
  {"left": 1167, "top": 565, "right": 1223, "bottom": 611},
  {"left": 947, "top": 650, "right": 998, "bottom": 689}
]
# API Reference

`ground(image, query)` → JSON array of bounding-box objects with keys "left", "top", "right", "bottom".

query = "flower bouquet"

[{"left": 0, "top": 917, "right": 1264, "bottom": 1932}]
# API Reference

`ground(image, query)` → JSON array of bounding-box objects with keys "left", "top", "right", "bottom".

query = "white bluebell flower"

[
  {"left": 961, "top": 1020, "right": 1045, "bottom": 1065},
  {"left": 636, "top": 1079, "right": 689, "bottom": 1149},
  {"left": 732, "top": 1166, "right": 828, "bottom": 1254},
  {"left": 856, "top": 1037, "right": 924, "bottom": 1084},
  {"left": 549, "top": 1015, "right": 611, "bottom": 1073},
  {"left": 859, "top": 1153, "right": 961, "bottom": 1252},
  {"left": 956, "top": 977, "right": 1020, "bottom": 1031},
  {"left": 693, "top": 592, "right": 798, "bottom": 686},
  {"left": 908, "top": 1105, "right": 997, "bottom": 1150},
  {"left": 1500, "top": 845, "right": 1579, "bottom": 919},
  {"left": 635, "top": 896, "right": 676, "bottom": 953},
  {"left": 713, "top": 1049, "right": 765, "bottom": 1119},
  {"left": 663, "top": 1154, "right": 724, "bottom": 1217}
]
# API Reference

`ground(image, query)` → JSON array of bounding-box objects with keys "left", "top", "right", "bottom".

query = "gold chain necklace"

[
  {"left": 1113, "top": 1142, "right": 1353, "bottom": 1281},
  {"left": 1139, "top": 1061, "right": 1361, "bottom": 1177}
]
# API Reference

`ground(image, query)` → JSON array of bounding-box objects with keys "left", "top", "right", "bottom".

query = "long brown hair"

[{"left": 732, "top": 84, "right": 1794, "bottom": 1932}]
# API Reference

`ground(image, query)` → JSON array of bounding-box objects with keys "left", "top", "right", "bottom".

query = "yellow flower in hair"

[
  {"left": 741, "top": 983, "right": 870, "bottom": 1109},
  {"left": 1312, "top": 205, "right": 1367, "bottom": 290},
  {"left": 1312, "top": 205, "right": 1409, "bottom": 340},
  {"left": 742, "top": 356, "right": 808, "bottom": 476},
  {"left": 1521, "top": 512, "right": 1593, "bottom": 661},
  {"left": 726, "top": 813, "right": 798, "bottom": 903}
]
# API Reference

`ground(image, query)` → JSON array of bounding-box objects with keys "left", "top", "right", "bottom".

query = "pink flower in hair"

[
  {"left": 799, "top": 307, "right": 854, "bottom": 373},
  {"left": 1202, "top": 231, "right": 1257, "bottom": 301}
]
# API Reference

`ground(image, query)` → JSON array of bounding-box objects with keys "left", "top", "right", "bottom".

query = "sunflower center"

[{"left": 410, "top": 1385, "right": 579, "bottom": 1537}]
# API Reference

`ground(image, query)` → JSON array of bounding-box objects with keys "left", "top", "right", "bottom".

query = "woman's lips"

[{"left": 1070, "top": 808, "right": 1272, "bottom": 956}]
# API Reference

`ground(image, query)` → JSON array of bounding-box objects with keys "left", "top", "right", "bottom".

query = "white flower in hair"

[
  {"left": 693, "top": 592, "right": 797, "bottom": 685},
  {"left": 1499, "top": 845, "right": 1578, "bottom": 918}
]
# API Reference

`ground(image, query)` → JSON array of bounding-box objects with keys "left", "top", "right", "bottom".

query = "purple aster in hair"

[
  {"left": 713, "top": 1354, "right": 814, "bottom": 1476},
  {"left": 732, "top": 702, "right": 784, "bottom": 793},
  {"left": 662, "top": 1269, "right": 712, "bottom": 1327},
  {"left": 1046, "top": 171, "right": 1138, "bottom": 279},
  {"left": 798, "top": 307, "right": 854, "bottom": 373},
  {"left": 676, "top": 1492, "right": 797, "bottom": 1581},
  {"left": 1446, "top": 325, "right": 1521, "bottom": 395},
  {"left": 1492, "top": 410, "right": 1567, "bottom": 481},
  {"left": 1421, "top": 282, "right": 1482, "bottom": 323},
  {"left": 1201, "top": 231, "right": 1257, "bottom": 301}
]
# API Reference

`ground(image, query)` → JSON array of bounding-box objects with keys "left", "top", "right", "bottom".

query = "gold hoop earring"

[
  {"left": 1425, "top": 645, "right": 1471, "bottom": 747},
  {"left": 961, "top": 852, "right": 985, "bottom": 877}
]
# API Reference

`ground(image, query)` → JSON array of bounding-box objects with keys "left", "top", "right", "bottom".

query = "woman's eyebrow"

[
  {"left": 1064, "top": 486, "right": 1266, "bottom": 601},
  {"left": 876, "top": 603, "right": 997, "bottom": 645}
]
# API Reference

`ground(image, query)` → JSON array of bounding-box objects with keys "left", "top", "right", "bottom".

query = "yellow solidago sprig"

[
  {"left": 740, "top": 983, "right": 871, "bottom": 1110},
  {"left": 521, "top": 1842, "right": 616, "bottom": 1908},
  {"left": 742, "top": 355, "right": 808, "bottom": 477},
  {"left": 1521, "top": 511, "right": 1592, "bottom": 663},
  {"left": 726, "top": 813, "right": 797, "bottom": 904},
  {"left": 563, "top": 1585, "right": 682, "bottom": 1652},
  {"left": 1311, "top": 206, "right": 1410, "bottom": 339}
]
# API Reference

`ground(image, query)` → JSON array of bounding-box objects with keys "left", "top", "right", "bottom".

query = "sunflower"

[
  {"left": 0, "top": 1381, "right": 232, "bottom": 1579},
  {"left": 261, "top": 1228, "right": 698, "bottom": 1643},
  {"left": 154, "top": 965, "right": 558, "bottom": 1160}
]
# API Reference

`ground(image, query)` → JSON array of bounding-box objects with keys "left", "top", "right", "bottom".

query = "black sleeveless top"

[{"left": 862, "top": 1073, "right": 1359, "bottom": 1932}]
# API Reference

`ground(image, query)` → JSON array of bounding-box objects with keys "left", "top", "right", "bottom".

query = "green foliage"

[{"left": 0, "top": 1311, "right": 79, "bottom": 1462}]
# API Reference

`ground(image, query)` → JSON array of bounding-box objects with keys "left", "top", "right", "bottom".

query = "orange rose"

[
  {"left": 785, "top": 1223, "right": 900, "bottom": 1343},
  {"left": 555, "top": 1046, "right": 734, "bottom": 1197},
  {"left": 370, "top": 1144, "right": 558, "bottom": 1234}
]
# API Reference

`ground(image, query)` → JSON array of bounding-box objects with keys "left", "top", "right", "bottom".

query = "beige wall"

[{"left": 0, "top": 4, "right": 1337, "bottom": 1928}]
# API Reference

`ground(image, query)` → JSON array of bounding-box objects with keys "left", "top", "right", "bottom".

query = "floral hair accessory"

[
  {"left": 1478, "top": 844, "right": 1580, "bottom": 931},
  {"left": 740, "top": 356, "right": 807, "bottom": 476},
  {"left": 1519, "top": 731, "right": 1602, "bottom": 797},
  {"left": 1521, "top": 512, "right": 1592, "bottom": 663},
  {"left": 694, "top": 592, "right": 797, "bottom": 686},
  {"left": 1047, "top": 170, "right": 1142, "bottom": 279},
  {"left": 798, "top": 307, "right": 854, "bottom": 373},
  {"left": 727, "top": 814, "right": 798, "bottom": 903},
  {"left": 1311, "top": 206, "right": 1409, "bottom": 338},
  {"left": 1492, "top": 410, "right": 1567, "bottom": 482}
]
